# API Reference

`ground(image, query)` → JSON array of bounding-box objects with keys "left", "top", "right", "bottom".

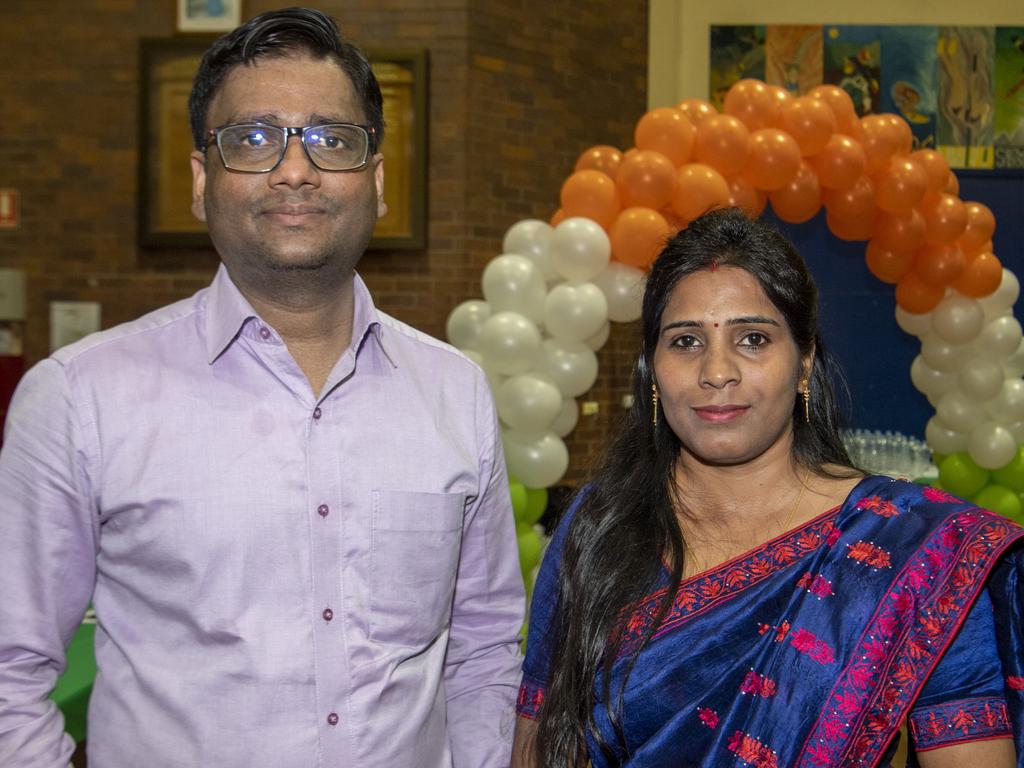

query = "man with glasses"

[{"left": 0, "top": 8, "right": 524, "bottom": 767}]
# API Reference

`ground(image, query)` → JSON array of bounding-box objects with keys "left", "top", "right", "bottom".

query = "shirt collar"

[{"left": 203, "top": 264, "right": 387, "bottom": 365}]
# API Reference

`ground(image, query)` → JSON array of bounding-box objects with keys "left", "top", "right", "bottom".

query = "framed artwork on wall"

[
  {"left": 137, "top": 39, "right": 428, "bottom": 250},
  {"left": 177, "top": 0, "right": 242, "bottom": 33}
]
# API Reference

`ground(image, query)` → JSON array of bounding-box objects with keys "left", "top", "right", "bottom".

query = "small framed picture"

[{"left": 177, "top": 0, "right": 242, "bottom": 33}]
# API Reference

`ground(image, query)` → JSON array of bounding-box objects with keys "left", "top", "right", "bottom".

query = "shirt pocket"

[{"left": 370, "top": 490, "right": 466, "bottom": 646}]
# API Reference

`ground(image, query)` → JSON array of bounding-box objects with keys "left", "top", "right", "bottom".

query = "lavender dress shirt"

[{"left": 0, "top": 266, "right": 525, "bottom": 767}]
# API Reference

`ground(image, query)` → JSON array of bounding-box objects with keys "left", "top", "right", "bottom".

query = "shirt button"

[
  {"left": 327, "top": 712, "right": 339, "bottom": 726},
  {"left": 322, "top": 608, "right": 334, "bottom": 622},
  {"left": 313, "top": 407, "right": 322, "bottom": 420},
  {"left": 259, "top": 326, "right": 271, "bottom": 340},
  {"left": 317, "top": 504, "right": 329, "bottom": 517}
]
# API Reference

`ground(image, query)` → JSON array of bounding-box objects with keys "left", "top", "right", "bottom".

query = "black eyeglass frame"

[{"left": 204, "top": 122, "right": 377, "bottom": 173}]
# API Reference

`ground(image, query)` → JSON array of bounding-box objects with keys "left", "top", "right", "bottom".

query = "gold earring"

[
  {"left": 652, "top": 383, "right": 659, "bottom": 427},
  {"left": 801, "top": 378, "right": 810, "bottom": 423}
]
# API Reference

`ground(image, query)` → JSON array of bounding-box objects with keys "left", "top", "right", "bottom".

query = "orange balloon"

[
  {"left": 694, "top": 114, "right": 751, "bottom": 177},
  {"left": 951, "top": 252, "right": 1003, "bottom": 298},
  {"left": 959, "top": 202, "right": 996, "bottom": 254},
  {"left": 875, "top": 157, "right": 928, "bottom": 214},
  {"left": 823, "top": 175, "right": 875, "bottom": 223},
  {"left": 808, "top": 84, "right": 860, "bottom": 136},
  {"left": 826, "top": 209, "right": 874, "bottom": 241},
  {"left": 723, "top": 79, "right": 781, "bottom": 131},
  {"left": 910, "top": 149, "right": 950, "bottom": 196},
  {"left": 811, "top": 134, "right": 866, "bottom": 190},
  {"left": 615, "top": 149, "right": 677, "bottom": 210},
  {"left": 610, "top": 207, "right": 673, "bottom": 270},
  {"left": 560, "top": 169, "right": 620, "bottom": 229},
  {"left": 635, "top": 107, "right": 695, "bottom": 167},
  {"left": 781, "top": 96, "right": 836, "bottom": 156},
  {"left": 883, "top": 113, "right": 913, "bottom": 156},
  {"left": 921, "top": 193, "right": 968, "bottom": 245},
  {"left": 550, "top": 208, "right": 567, "bottom": 226},
  {"left": 727, "top": 177, "right": 767, "bottom": 218},
  {"left": 860, "top": 114, "right": 902, "bottom": 174},
  {"left": 873, "top": 209, "right": 926, "bottom": 253},
  {"left": 768, "top": 86, "right": 793, "bottom": 126},
  {"left": 659, "top": 206, "right": 689, "bottom": 233},
  {"left": 865, "top": 240, "right": 915, "bottom": 284},
  {"left": 677, "top": 98, "right": 717, "bottom": 127},
  {"left": 915, "top": 243, "right": 967, "bottom": 287},
  {"left": 944, "top": 171, "right": 960, "bottom": 196},
  {"left": 768, "top": 162, "right": 821, "bottom": 224},
  {"left": 744, "top": 128, "right": 801, "bottom": 190},
  {"left": 671, "top": 163, "right": 731, "bottom": 221},
  {"left": 896, "top": 271, "right": 945, "bottom": 314},
  {"left": 574, "top": 145, "right": 624, "bottom": 179}
]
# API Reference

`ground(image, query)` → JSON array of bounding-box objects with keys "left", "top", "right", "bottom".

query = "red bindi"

[
  {"left": 713, "top": 322, "right": 719, "bottom": 327},
  {"left": 709, "top": 260, "right": 719, "bottom": 272}
]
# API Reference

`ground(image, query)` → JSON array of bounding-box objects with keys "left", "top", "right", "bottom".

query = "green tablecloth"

[{"left": 51, "top": 622, "right": 95, "bottom": 743}]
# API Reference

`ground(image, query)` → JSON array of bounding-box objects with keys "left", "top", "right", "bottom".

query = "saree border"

[{"left": 794, "top": 508, "right": 1024, "bottom": 767}]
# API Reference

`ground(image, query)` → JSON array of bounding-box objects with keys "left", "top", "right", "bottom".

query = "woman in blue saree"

[{"left": 511, "top": 209, "right": 1024, "bottom": 767}]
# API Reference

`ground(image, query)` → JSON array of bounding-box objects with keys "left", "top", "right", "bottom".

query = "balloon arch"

[{"left": 444, "top": 79, "right": 1024, "bottom": 587}]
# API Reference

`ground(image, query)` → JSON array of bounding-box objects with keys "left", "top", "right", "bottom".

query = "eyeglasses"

[{"left": 205, "top": 122, "right": 375, "bottom": 173}]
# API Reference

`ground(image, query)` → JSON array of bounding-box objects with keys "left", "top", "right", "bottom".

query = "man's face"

[{"left": 190, "top": 54, "right": 385, "bottom": 283}]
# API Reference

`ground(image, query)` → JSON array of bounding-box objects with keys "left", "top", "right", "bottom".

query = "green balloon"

[
  {"left": 931, "top": 452, "right": 947, "bottom": 468},
  {"left": 974, "top": 484, "right": 1022, "bottom": 520},
  {"left": 992, "top": 445, "right": 1024, "bottom": 492},
  {"left": 523, "top": 487, "right": 548, "bottom": 525},
  {"left": 509, "top": 480, "right": 528, "bottom": 523},
  {"left": 518, "top": 528, "right": 544, "bottom": 584},
  {"left": 938, "top": 453, "right": 989, "bottom": 498}
]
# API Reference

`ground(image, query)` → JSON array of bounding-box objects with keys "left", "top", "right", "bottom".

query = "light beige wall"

[{"left": 648, "top": 0, "right": 1024, "bottom": 109}]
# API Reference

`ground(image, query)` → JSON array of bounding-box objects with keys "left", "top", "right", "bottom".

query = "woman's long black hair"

[{"left": 532, "top": 208, "right": 858, "bottom": 766}]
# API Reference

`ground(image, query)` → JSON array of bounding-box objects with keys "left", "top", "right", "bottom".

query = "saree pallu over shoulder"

[{"left": 518, "top": 476, "right": 1024, "bottom": 767}]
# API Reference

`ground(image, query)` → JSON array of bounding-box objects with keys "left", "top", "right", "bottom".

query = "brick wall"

[{"left": 0, "top": 0, "right": 648, "bottom": 484}]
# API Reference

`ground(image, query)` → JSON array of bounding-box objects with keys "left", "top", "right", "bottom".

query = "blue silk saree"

[{"left": 519, "top": 476, "right": 1024, "bottom": 767}]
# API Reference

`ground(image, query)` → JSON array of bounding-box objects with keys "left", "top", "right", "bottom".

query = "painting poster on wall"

[
  {"left": 937, "top": 26, "right": 995, "bottom": 168},
  {"left": 709, "top": 25, "right": 765, "bottom": 110},
  {"left": 994, "top": 27, "right": 1024, "bottom": 169},
  {"left": 823, "top": 25, "right": 882, "bottom": 117},
  {"left": 765, "top": 25, "right": 823, "bottom": 96},
  {"left": 881, "top": 26, "right": 938, "bottom": 151}
]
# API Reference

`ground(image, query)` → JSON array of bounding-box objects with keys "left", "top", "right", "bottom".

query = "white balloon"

[
  {"left": 592, "top": 261, "right": 645, "bottom": 323},
  {"left": 920, "top": 335, "right": 966, "bottom": 373},
  {"left": 1005, "top": 340, "right": 1024, "bottom": 378},
  {"left": 482, "top": 254, "right": 547, "bottom": 323},
  {"left": 957, "top": 357, "right": 1006, "bottom": 401},
  {"left": 977, "top": 269, "right": 1020, "bottom": 320},
  {"left": 502, "top": 429, "right": 570, "bottom": 489},
  {"left": 536, "top": 338, "right": 599, "bottom": 397},
  {"left": 446, "top": 300, "right": 492, "bottom": 350},
  {"left": 895, "top": 305, "right": 932, "bottom": 337},
  {"left": 986, "top": 378, "right": 1024, "bottom": 424},
  {"left": 477, "top": 312, "right": 542, "bottom": 376},
  {"left": 967, "top": 421, "right": 1017, "bottom": 469},
  {"left": 585, "top": 321, "right": 611, "bottom": 351},
  {"left": 544, "top": 282, "right": 609, "bottom": 343},
  {"left": 550, "top": 398, "right": 579, "bottom": 437},
  {"left": 936, "top": 389, "right": 987, "bottom": 433},
  {"left": 551, "top": 217, "right": 612, "bottom": 282},
  {"left": 502, "top": 219, "right": 558, "bottom": 282},
  {"left": 910, "top": 356, "right": 957, "bottom": 399},
  {"left": 977, "top": 315, "right": 1023, "bottom": 360},
  {"left": 931, "top": 294, "right": 984, "bottom": 344},
  {"left": 497, "top": 374, "right": 563, "bottom": 434},
  {"left": 1007, "top": 420, "right": 1024, "bottom": 443},
  {"left": 925, "top": 416, "right": 968, "bottom": 455}
]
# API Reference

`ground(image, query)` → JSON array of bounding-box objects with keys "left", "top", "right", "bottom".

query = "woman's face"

[{"left": 652, "top": 266, "right": 811, "bottom": 468}]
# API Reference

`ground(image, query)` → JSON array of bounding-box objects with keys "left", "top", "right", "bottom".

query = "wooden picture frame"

[
  {"left": 137, "top": 39, "right": 428, "bottom": 251},
  {"left": 177, "top": 0, "right": 242, "bottom": 33}
]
